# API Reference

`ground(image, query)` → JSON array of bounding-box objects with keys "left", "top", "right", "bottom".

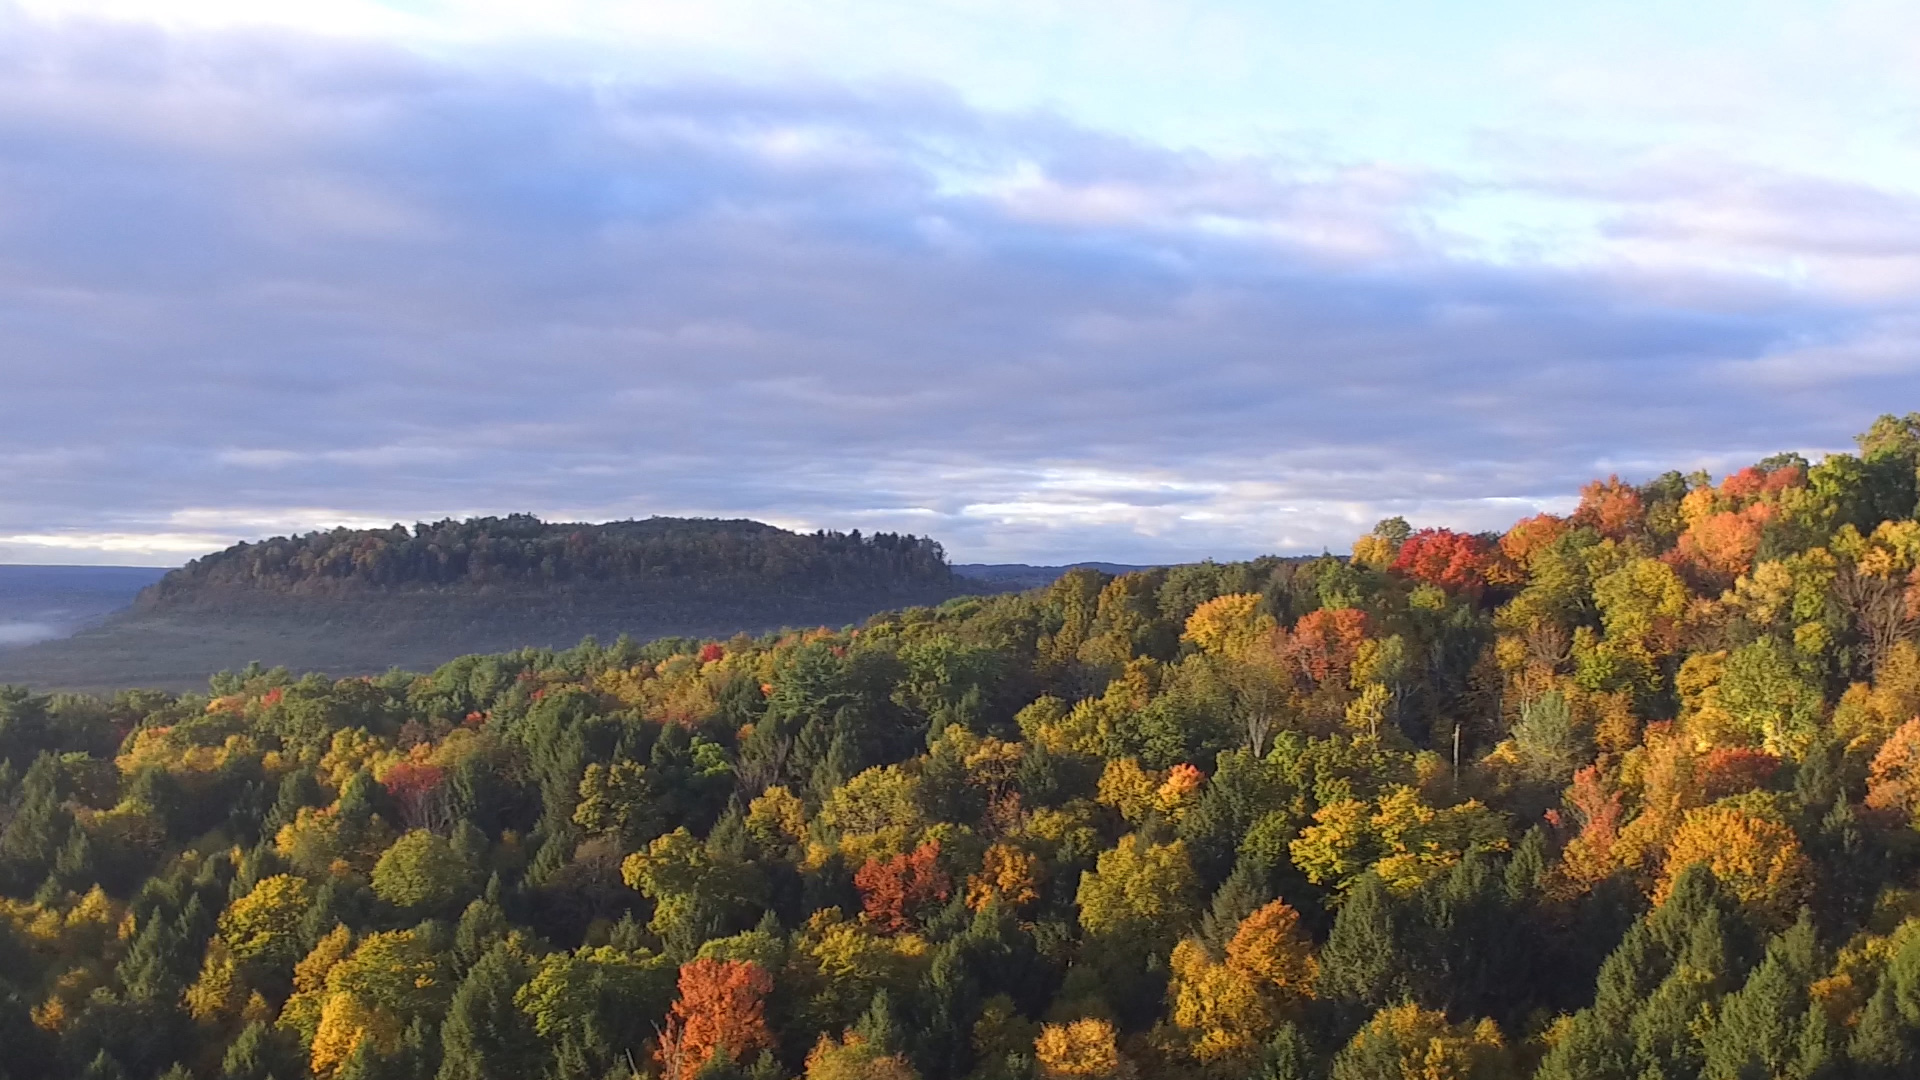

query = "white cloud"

[{"left": 0, "top": 13, "right": 1915, "bottom": 568}]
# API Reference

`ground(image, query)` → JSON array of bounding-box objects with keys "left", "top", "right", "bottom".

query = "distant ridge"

[
  {"left": 141, "top": 514, "right": 951, "bottom": 608},
  {"left": 953, "top": 561, "right": 1158, "bottom": 591},
  {"left": 2, "top": 515, "right": 965, "bottom": 691}
]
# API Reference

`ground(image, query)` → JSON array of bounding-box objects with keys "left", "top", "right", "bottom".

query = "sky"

[{"left": 1, "top": 1, "right": 1918, "bottom": 566}]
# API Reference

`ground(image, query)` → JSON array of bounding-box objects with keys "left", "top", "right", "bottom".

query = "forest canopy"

[
  {"left": 6, "top": 414, "right": 1920, "bottom": 1080},
  {"left": 140, "top": 516, "right": 954, "bottom": 604}
]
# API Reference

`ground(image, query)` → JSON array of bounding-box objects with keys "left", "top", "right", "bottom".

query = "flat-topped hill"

[
  {"left": 1, "top": 516, "right": 965, "bottom": 690},
  {"left": 140, "top": 514, "right": 953, "bottom": 607}
]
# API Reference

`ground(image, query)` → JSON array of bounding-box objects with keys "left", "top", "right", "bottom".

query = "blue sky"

[{"left": 1, "top": 0, "right": 1917, "bottom": 565}]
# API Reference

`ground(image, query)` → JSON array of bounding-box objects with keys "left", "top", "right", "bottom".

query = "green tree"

[
  {"left": 220, "top": 1020, "right": 308, "bottom": 1080},
  {"left": 438, "top": 943, "right": 542, "bottom": 1080},
  {"left": 372, "top": 830, "right": 481, "bottom": 913},
  {"left": 1075, "top": 835, "right": 1200, "bottom": 952}
]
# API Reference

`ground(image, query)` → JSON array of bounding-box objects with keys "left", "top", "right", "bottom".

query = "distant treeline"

[{"left": 141, "top": 515, "right": 954, "bottom": 604}]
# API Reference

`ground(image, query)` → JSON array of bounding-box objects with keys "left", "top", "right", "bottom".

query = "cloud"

[{"left": 0, "top": 13, "right": 1914, "bottom": 566}]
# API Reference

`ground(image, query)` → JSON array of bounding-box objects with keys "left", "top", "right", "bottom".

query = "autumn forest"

[{"left": 13, "top": 416, "right": 1920, "bottom": 1080}]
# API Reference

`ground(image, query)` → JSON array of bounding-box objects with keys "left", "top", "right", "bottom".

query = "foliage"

[{"left": 8, "top": 413, "right": 1920, "bottom": 1079}]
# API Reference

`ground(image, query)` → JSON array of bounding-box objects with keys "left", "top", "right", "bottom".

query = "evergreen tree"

[
  {"left": 1317, "top": 872, "right": 1402, "bottom": 1010},
  {"left": 1847, "top": 982, "right": 1912, "bottom": 1079},
  {"left": 1253, "top": 1022, "right": 1320, "bottom": 1080},
  {"left": 438, "top": 943, "right": 542, "bottom": 1080},
  {"left": 78, "top": 1051, "right": 128, "bottom": 1080},
  {"left": 1198, "top": 861, "right": 1271, "bottom": 953},
  {"left": 221, "top": 1020, "right": 308, "bottom": 1080}
]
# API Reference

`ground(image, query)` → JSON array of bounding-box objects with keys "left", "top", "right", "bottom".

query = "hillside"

[
  {"left": 0, "top": 517, "right": 961, "bottom": 690},
  {"left": 6, "top": 415, "right": 1920, "bottom": 1080}
]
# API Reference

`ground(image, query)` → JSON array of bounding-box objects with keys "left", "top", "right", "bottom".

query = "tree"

[
  {"left": 1289, "top": 785, "right": 1509, "bottom": 894},
  {"left": 622, "top": 828, "right": 763, "bottom": 956},
  {"left": 220, "top": 1020, "right": 307, "bottom": 1080},
  {"left": 1169, "top": 938, "right": 1273, "bottom": 1065},
  {"left": 1184, "top": 595, "right": 1277, "bottom": 661},
  {"left": 310, "top": 990, "right": 401, "bottom": 1077},
  {"left": 1698, "top": 916, "right": 1825, "bottom": 1080},
  {"left": 573, "top": 761, "right": 660, "bottom": 845},
  {"left": 437, "top": 944, "right": 541, "bottom": 1080},
  {"left": 515, "top": 945, "right": 674, "bottom": 1067},
  {"left": 965, "top": 843, "right": 1040, "bottom": 912},
  {"left": 1034, "top": 1019, "right": 1126, "bottom": 1080},
  {"left": 380, "top": 761, "right": 447, "bottom": 832},
  {"left": 1317, "top": 872, "right": 1404, "bottom": 1008},
  {"left": 655, "top": 959, "right": 775, "bottom": 1080},
  {"left": 1329, "top": 1003, "right": 1506, "bottom": 1080},
  {"left": 853, "top": 840, "right": 950, "bottom": 933},
  {"left": 1167, "top": 900, "right": 1317, "bottom": 1066},
  {"left": 803, "top": 1032, "right": 919, "bottom": 1080},
  {"left": 1226, "top": 900, "right": 1319, "bottom": 1000},
  {"left": 1391, "top": 529, "right": 1494, "bottom": 593},
  {"left": 1076, "top": 835, "right": 1200, "bottom": 952},
  {"left": 371, "top": 830, "right": 479, "bottom": 913},
  {"left": 1574, "top": 476, "right": 1645, "bottom": 541},
  {"left": 1715, "top": 638, "right": 1826, "bottom": 756},
  {"left": 1867, "top": 717, "right": 1920, "bottom": 824},
  {"left": 1658, "top": 805, "right": 1811, "bottom": 927},
  {"left": 219, "top": 874, "right": 312, "bottom": 970}
]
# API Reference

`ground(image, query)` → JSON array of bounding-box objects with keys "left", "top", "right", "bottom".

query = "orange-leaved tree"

[
  {"left": 656, "top": 958, "right": 775, "bottom": 1080},
  {"left": 1656, "top": 804, "right": 1811, "bottom": 927}
]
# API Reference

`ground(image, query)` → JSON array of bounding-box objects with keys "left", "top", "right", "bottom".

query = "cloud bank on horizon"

[{"left": 1, "top": 0, "right": 1918, "bottom": 566}]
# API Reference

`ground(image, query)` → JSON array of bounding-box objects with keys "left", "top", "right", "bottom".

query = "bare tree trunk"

[{"left": 1838, "top": 567, "right": 1914, "bottom": 680}]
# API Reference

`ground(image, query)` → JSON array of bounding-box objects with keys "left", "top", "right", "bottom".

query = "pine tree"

[
  {"left": 438, "top": 943, "right": 541, "bottom": 1080},
  {"left": 52, "top": 827, "right": 95, "bottom": 892},
  {"left": 1790, "top": 1003, "right": 1842, "bottom": 1080},
  {"left": 451, "top": 899, "right": 508, "bottom": 975},
  {"left": 1847, "top": 982, "right": 1912, "bottom": 1079},
  {"left": 1252, "top": 1022, "right": 1318, "bottom": 1080},
  {"left": 221, "top": 1020, "right": 308, "bottom": 1080},
  {"left": 1701, "top": 946, "right": 1808, "bottom": 1078},
  {"left": 1198, "top": 861, "right": 1271, "bottom": 953},
  {"left": 0, "top": 755, "right": 70, "bottom": 892},
  {"left": 117, "top": 910, "right": 189, "bottom": 1004},
  {"left": 1503, "top": 826, "right": 1549, "bottom": 901},
  {"left": 78, "top": 1051, "right": 128, "bottom": 1080},
  {"left": 1317, "top": 872, "right": 1402, "bottom": 1009},
  {"left": 855, "top": 988, "right": 904, "bottom": 1057}
]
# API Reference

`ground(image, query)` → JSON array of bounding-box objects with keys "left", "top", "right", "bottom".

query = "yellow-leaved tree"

[
  {"left": 1329, "top": 1003, "right": 1507, "bottom": 1080},
  {"left": 1183, "top": 594, "right": 1276, "bottom": 662},
  {"left": 1656, "top": 803, "right": 1811, "bottom": 927},
  {"left": 1034, "top": 1017, "right": 1130, "bottom": 1079},
  {"left": 1167, "top": 899, "right": 1318, "bottom": 1065},
  {"left": 803, "top": 1032, "right": 920, "bottom": 1080}
]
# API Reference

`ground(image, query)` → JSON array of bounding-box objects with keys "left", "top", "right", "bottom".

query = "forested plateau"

[
  {"left": 0, "top": 520, "right": 962, "bottom": 692},
  {"left": 12, "top": 417, "right": 1920, "bottom": 1079},
  {"left": 136, "top": 517, "right": 954, "bottom": 607}
]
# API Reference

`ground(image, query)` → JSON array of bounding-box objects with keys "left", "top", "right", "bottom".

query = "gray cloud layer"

[{"left": 0, "top": 16, "right": 1915, "bottom": 564}]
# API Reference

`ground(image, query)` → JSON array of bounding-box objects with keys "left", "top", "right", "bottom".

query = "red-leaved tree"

[
  {"left": 1391, "top": 529, "right": 1495, "bottom": 593},
  {"left": 381, "top": 761, "right": 446, "bottom": 831},
  {"left": 1699, "top": 747, "right": 1781, "bottom": 801},
  {"left": 854, "top": 840, "right": 951, "bottom": 933}
]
